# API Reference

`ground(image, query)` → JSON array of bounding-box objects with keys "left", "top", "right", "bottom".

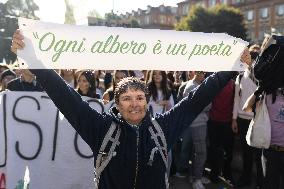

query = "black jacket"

[
  {"left": 31, "top": 69, "right": 235, "bottom": 189},
  {"left": 7, "top": 77, "right": 43, "bottom": 91}
]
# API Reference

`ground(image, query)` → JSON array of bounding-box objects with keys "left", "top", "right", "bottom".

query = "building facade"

[
  {"left": 120, "top": 5, "right": 178, "bottom": 30},
  {"left": 177, "top": 0, "right": 284, "bottom": 43},
  {"left": 88, "top": 0, "right": 284, "bottom": 43}
]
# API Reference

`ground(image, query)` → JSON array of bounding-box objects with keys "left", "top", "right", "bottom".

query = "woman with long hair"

[
  {"left": 244, "top": 86, "right": 284, "bottom": 189},
  {"left": 76, "top": 70, "right": 100, "bottom": 98},
  {"left": 147, "top": 70, "right": 174, "bottom": 115}
]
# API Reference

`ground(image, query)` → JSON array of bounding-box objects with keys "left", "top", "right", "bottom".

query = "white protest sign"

[
  {"left": 0, "top": 91, "right": 112, "bottom": 189},
  {"left": 17, "top": 18, "right": 248, "bottom": 71}
]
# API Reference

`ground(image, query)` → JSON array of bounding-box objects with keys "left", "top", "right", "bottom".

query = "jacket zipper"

[{"left": 133, "top": 129, "right": 140, "bottom": 189}]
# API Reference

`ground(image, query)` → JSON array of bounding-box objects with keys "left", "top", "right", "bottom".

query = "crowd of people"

[{"left": 0, "top": 30, "right": 282, "bottom": 189}]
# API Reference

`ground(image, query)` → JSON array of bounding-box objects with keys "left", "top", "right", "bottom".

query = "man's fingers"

[
  {"left": 240, "top": 48, "right": 251, "bottom": 65},
  {"left": 11, "top": 40, "right": 24, "bottom": 54},
  {"left": 11, "top": 30, "right": 25, "bottom": 54}
]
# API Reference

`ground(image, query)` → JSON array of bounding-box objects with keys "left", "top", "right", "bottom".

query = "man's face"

[
  {"left": 195, "top": 71, "right": 205, "bottom": 83},
  {"left": 117, "top": 88, "right": 147, "bottom": 125}
]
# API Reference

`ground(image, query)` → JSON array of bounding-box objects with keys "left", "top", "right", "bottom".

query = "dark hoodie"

[{"left": 30, "top": 69, "right": 236, "bottom": 189}]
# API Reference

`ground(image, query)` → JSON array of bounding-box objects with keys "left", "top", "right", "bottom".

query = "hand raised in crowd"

[
  {"left": 158, "top": 100, "right": 172, "bottom": 111},
  {"left": 240, "top": 48, "right": 252, "bottom": 66},
  {"left": 11, "top": 29, "right": 25, "bottom": 54}
]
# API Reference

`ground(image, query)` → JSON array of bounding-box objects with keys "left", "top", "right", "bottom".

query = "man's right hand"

[
  {"left": 11, "top": 29, "right": 25, "bottom": 54},
  {"left": 231, "top": 119, "right": 238, "bottom": 133}
]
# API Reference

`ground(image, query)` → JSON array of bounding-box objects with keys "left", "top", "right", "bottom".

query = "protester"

[
  {"left": 244, "top": 86, "right": 284, "bottom": 189},
  {"left": 76, "top": 70, "right": 100, "bottom": 98},
  {"left": 6, "top": 69, "right": 43, "bottom": 91},
  {"left": 147, "top": 70, "right": 174, "bottom": 116},
  {"left": 177, "top": 71, "right": 195, "bottom": 102},
  {"left": 11, "top": 29, "right": 250, "bottom": 189},
  {"left": 93, "top": 70, "right": 105, "bottom": 97},
  {"left": 102, "top": 70, "right": 128, "bottom": 103},
  {"left": 60, "top": 69, "right": 76, "bottom": 88},
  {"left": 231, "top": 44, "right": 263, "bottom": 188},
  {"left": 208, "top": 78, "right": 235, "bottom": 185},
  {"left": 176, "top": 71, "right": 211, "bottom": 189},
  {"left": 0, "top": 69, "right": 16, "bottom": 91}
]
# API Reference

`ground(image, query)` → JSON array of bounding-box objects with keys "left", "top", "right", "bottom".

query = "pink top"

[{"left": 266, "top": 93, "right": 284, "bottom": 147}]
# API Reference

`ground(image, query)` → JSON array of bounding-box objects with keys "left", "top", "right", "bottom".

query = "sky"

[{"left": 32, "top": 0, "right": 182, "bottom": 24}]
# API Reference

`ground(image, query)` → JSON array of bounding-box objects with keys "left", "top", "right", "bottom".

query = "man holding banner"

[{"left": 11, "top": 20, "right": 251, "bottom": 189}]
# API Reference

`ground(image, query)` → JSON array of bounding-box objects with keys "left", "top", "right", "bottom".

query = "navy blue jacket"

[{"left": 31, "top": 69, "right": 235, "bottom": 189}]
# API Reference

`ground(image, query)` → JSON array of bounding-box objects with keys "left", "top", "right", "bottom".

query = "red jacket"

[{"left": 209, "top": 80, "right": 234, "bottom": 122}]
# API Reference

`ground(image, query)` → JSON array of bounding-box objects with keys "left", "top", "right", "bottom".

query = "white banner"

[
  {"left": 17, "top": 18, "right": 248, "bottom": 71},
  {"left": 0, "top": 91, "right": 114, "bottom": 189}
]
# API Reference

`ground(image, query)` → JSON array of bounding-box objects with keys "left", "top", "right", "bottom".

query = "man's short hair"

[{"left": 114, "top": 77, "right": 149, "bottom": 104}]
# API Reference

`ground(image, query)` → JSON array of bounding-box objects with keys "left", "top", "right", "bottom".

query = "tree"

[
  {"left": 104, "top": 11, "right": 121, "bottom": 26},
  {"left": 5, "top": 0, "right": 38, "bottom": 19},
  {"left": 0, "top": 0, "right": 39, "bottom": 64},
  {"left": 88, "top": 9, "right": 101, "bottom": 19},
  {"left": 130, "top": 19, "right": 140, "bottom": 28},
  {"left": 64, "top": 0, "right": 76, "bottom": 25},
  {"left": 176, "top": 5, "right": 247, "bottom": 40}
]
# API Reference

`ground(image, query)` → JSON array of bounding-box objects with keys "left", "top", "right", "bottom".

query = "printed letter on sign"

[{"left": 0, "top": 173, "right": 6, "bottom": 189}]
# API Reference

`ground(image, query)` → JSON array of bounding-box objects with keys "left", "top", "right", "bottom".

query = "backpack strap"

[
  {"left": 148, "top": 118, "right": 169, "bottom": 189},
  {"left": 94, "top": 122, "right": 121, "bottom": 188},
  {"left": 148, "top": 118, "right": 168, "bottom": 167}
]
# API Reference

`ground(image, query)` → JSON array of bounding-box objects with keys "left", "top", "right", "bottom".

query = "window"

[
  {"left": 232, "top": 0, "right": 241, "bottom": 4},
  {"left": 260, "top": 7, "right": 269, "bottom": 19},
  {"left": 182, "top": 5, "right": 189, "bottom": 15},
  {"left": 276, "top": 4, "right": 284, "bottom": 16},
  {"left": 220, "top": 0, "right": 228, "bottom": 4},
  {"left": 209, "top": 0, "right": 216, "bottom": 7},
  {"left": 232, "top": 0, "right": 245, "bottom": 4},
  {"left": 246, "top": 10, "right": 254, "bottom": 21},
  {"left": 145, "top": 16, "right": 150, "bottom": 24},
  {"left": 160, "top": 16, "right": 166, "bottom": 24}
]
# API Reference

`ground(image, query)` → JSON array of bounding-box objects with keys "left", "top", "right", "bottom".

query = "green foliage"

[
  {"left": 5, "top": 0, "right": 39, "bottom": 19},
  {"left": 0, "top": 0, "right": 39, "bottom": 64},
  {"left": 88, "top": 9, "right": 102, "bottom": 19},
  {"left": 64, "top": 0, "right": 76, "bottom": 25},
  {"left": 176, "top": 5, "right": 247, "bottom": 40},
  {"left": 130, "top": 19, "right": 140, "bottom": 28},
  {"left": 104, "top": 11, "right": 121, "bottom": 22}
]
